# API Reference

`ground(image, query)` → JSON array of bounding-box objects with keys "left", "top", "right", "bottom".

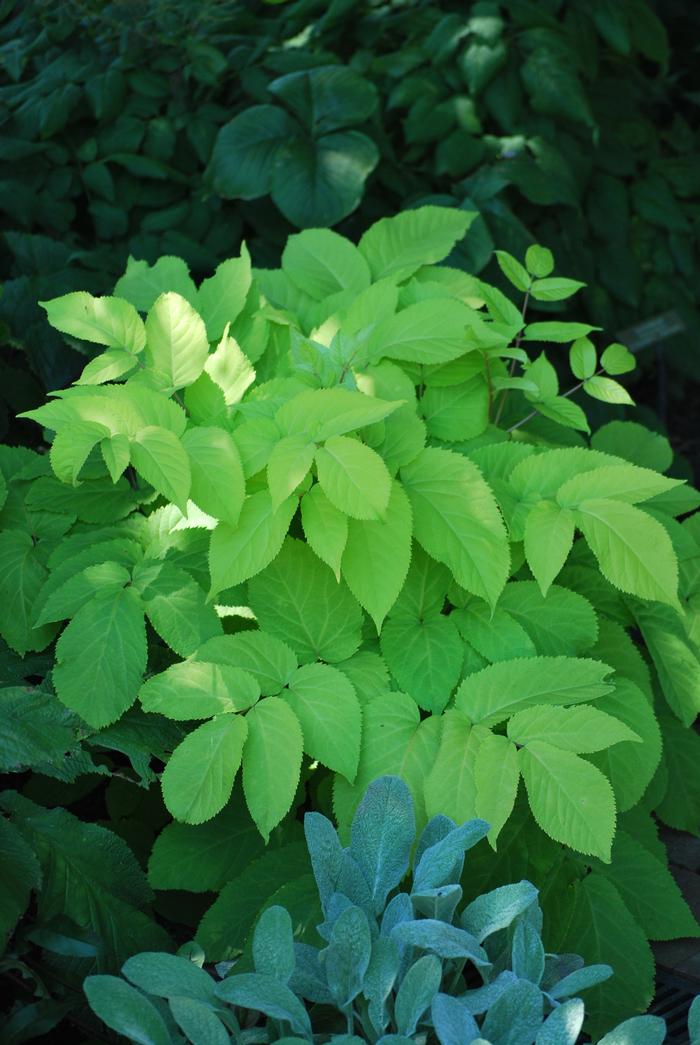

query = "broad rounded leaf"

[
  {"left": 269, "top": 65, "right": 378, "bottom": 134},
  {"left": 271, "top": 131, "right": 379, "bottom": 228},
  {"left": 210, "top": 105, "right": 296, "bottom": 200}
]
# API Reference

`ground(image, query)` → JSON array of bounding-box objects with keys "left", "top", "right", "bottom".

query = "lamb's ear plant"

[
  {"left": 2, "top": 206, "right": 700, "bottom": 1033},
  {"left": 83, "top": 776, "right": 691, "bottom": 1045}
]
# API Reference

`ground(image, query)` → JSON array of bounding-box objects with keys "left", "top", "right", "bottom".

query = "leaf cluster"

[
  {"left": 84, "top": 776, "right": 698, "bottom": 1045},
  {"left": 2, "top": 207, "right": 700, "bottom": 1038}
]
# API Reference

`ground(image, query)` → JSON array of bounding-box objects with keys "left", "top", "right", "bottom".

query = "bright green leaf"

[
  {"left": 574, "top": 499, "right": 679, "bottom": 607},
  {"left": 267, "top": 435, "right": 315, "bottom": 512},
  {"left": 182, "top": 426, "right": 245, "bottom": 526},
  {"left": 53, "top": 587, "right": 146, "bottom": 728},
  {"left": 600, "top": 343, "right": 635, "bottom": 375},
  {"left": 342, "top": 480, "right": 412, "bottom": 630},
  {"left": 519, "top": 741, "right": 616, "bottom": 861},
  {"left": 243, "top": 698, "right": 303, "bottom": 840},
  {"left": 208, "top": 492, "right": 297, "bottom": 596},
  {"left": 454, "top": 656, "right": 613, "bottom": 727},
  {"left": 140, "top": 661, "right": 259, "bottom": 720},
  {"left": 40, "top": 292, "right": 145, "bottom": 353},
  {"left": 300, "top": 483, "right": 348, "bottom": 579},
  {"left": 248, "top": 539, "right": 363, "bottom": 664},
  {"left": 358, "top": 206, "right": 475, "bottom": 283},
  {"left": 583, "top": 375, "right": 634, "bottom": 405},
  {"left": 401, "top": 447, "right": 509, "bottom": 607},
  {"left": 316, "top": 435, "right": 391, "bottom": 521},
  {"left": 131, "top": 426, "right": 191, "bottom": 512},
  {"left": 282, "top": 663, "right": 361, "bottom": 781},
  {"left": 144, "top": 292, "right": 209, "bottom": 389},
  {"left": 507, "top": 704, "right": 640, "bottom": 753},
  {"left": 161, "top": 714, "right": 248, "bottom": 824}
]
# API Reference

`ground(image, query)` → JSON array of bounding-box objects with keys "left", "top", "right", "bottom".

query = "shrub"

[
  {"left": 2, "top": 207, "right": 699, "bottom": 1035},
  {"left": 1, "top": 0, "right": 699, "bottom": 409},
  {"left": 84, "top": 775, "right": 694, "bottom": 1045}
]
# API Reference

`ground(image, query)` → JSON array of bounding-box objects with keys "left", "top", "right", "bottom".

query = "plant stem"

[
  {"left": 506, "top": 366, "right": 604, "bottom": 434},
  {"left": 493, "top": 286, "right": 531, "bottom": 427}
]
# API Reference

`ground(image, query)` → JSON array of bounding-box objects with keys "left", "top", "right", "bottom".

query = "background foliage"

[{"left": 1, "top": 0, "right": 700, "bottom": 442}]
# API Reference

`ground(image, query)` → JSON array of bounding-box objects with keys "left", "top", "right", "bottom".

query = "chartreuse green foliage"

[
  {"left": 3, "top": 206, "right": 700, "bottom": 1034},
  {"left": 85, "top": 777, "right": 692, "bottom": 1045}
]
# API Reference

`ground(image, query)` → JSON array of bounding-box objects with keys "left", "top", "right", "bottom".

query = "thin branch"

[
  {"left": 493, "top": 286, "right": 531, "bottom": 426},
  {"left": 506, "top": 367, "right": 604, "bottom": 434}
]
